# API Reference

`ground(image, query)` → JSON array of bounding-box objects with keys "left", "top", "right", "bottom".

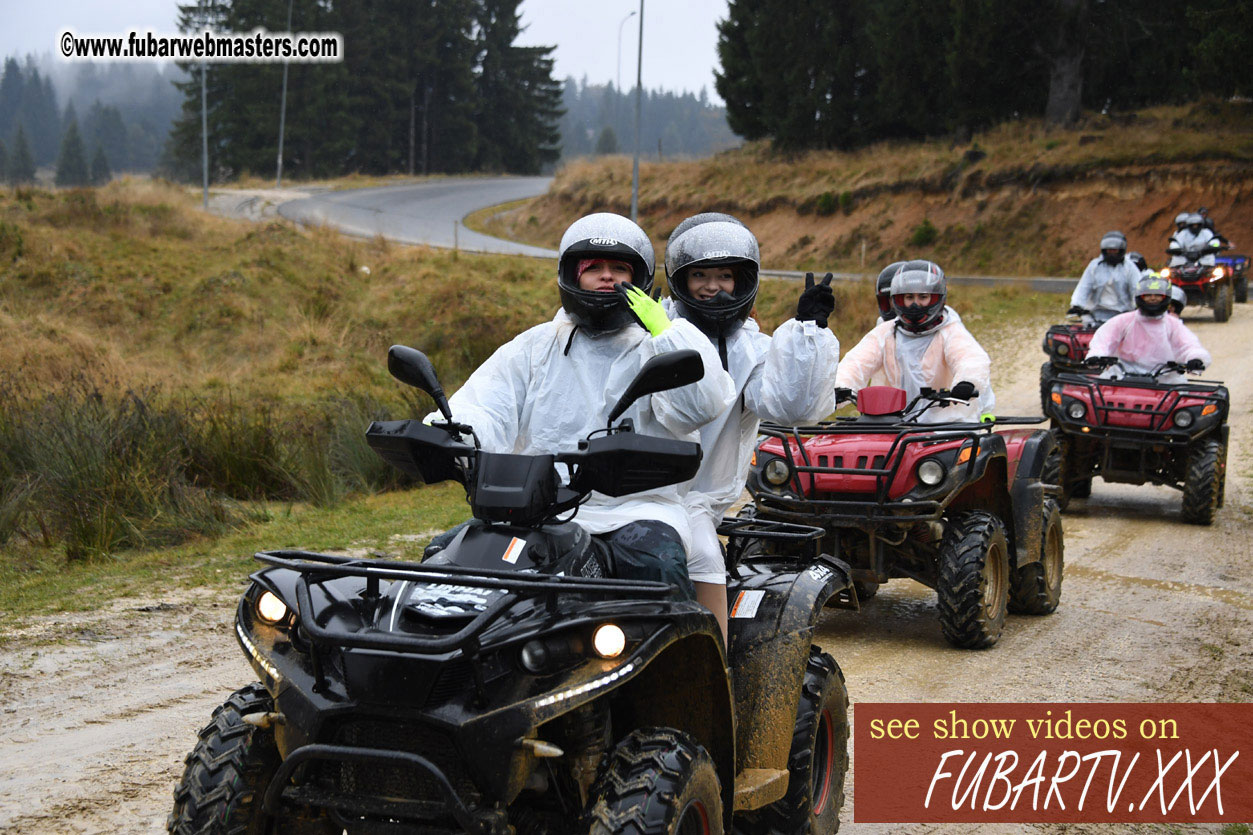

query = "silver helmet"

[
  {"left": 1174, "top": 211, "right": 1190, "bottom": 230},
  {"left": 888, "top": 260, "right": 947, "bottom": 333},
  {"left": 1134, "top": 273, "right": 1172, "bottom": 317},
  {"left": 666, "top": 212, "right": 745, "bottom": 251},
  {"left": 665, "top": 220, "right": 760, "bottom": 337},
  {"left": 1169, "top": 283, "right": 1187, "bottom": 314},
  {"left": 557, "top": 213, "right": 655, "bottom": 332}
]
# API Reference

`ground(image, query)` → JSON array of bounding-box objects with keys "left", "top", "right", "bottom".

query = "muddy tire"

[
  {"left": 1071, "top": 478, "right": 1092, "bottom": 498},
  {"left": 852, "top": 580, "right": 879, "bottom": 602},
  {"left": 738, "top": 648, "right": 848, "bottom": 835},
  {"left": 936, "top": 511, "right": 1010, "bottom": 649},
  {"left": 1213, "top": 284, "right": 1232, "bottom": 322},
  {"left": 1236, "top": 274, "right": 1248, "bottom": 304},
  {"left": 1181, "top": 440, "right": 1222, "bottom": 525},
  {"left": 1217, "top": 442, "right": 1227, "bottom": 508},
  {"left": 169, "top": 683, "right": 331, "bottom": 835},
  {"left": 1008, "top": 499, "right": 1063, "bottom": 615},
  {"left": 588, "top": 728, "right": 722, "bottom": 835}
]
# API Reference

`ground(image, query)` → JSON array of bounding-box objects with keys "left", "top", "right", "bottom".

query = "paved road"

[{"left": 278, "top": 176, "right": 556, "bottom": 257}]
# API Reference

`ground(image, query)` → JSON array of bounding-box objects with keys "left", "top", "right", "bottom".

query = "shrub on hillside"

[{"left": 909, "top": 218, "right": 938, "bottom": 246}]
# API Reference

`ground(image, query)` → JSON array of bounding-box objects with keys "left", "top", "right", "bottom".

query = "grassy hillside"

[{"left": 476, "top": 102, "right": 1253, "bottom": 277}]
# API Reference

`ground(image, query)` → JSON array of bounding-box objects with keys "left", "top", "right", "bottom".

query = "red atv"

[
  {"left": 1161, "top": 243, "right": 1234, "bottom": 322},
  {"left": 1045, "top": 359, "right": 1229, "bottom": 524},
  {"left": 746, "top": 387, "right": 1063, "bottom": 649},
  {"left": 1039, "top": 318, "right": 1098, "bottom": 412}
]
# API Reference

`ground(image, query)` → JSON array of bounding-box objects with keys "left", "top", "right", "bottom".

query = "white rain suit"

[
  {"left": 835, "top": 313, "right": 993, "bottom": 423},
  {"left": 666, "top": 304, "right": 840, "bottom": 582},
  {"left": 1088, "top": 310, "right": 1211, "bottom": 383},
  {"left": 1070, "top": 256, "right": 1141, "bottom": 322},
  {"left": 428, "top": 309, "right": 736, "bottom": 554},
  {"left": 1169, "top": 228, "right": 1217, "bottom": 267}
]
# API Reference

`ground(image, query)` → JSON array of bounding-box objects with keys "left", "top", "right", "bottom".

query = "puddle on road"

[{"left": 1065, "top": 563, "right": 1253, "bottom": 611}]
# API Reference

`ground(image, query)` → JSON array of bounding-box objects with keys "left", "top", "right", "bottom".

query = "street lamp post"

[
  {"left": 616, "top": 10, "right": 636, "bottom": 92},
  {"left": 276, "top": 0, "right": 293, "bottom": 187},
  {"left": 630, "top": 0, "right": 643, "bottom": 222}
]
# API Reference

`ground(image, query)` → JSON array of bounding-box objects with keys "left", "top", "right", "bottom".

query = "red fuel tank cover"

[{"left": 857, "top": 386, "right": 907, "bottom": 416}]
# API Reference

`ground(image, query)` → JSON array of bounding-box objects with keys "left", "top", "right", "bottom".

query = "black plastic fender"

[
  {"left": 1008, "top": 429, "right": 1056, "bottom": 567},
  {"left": 723, "top": 555, "right": 852, "bottom": 775}
]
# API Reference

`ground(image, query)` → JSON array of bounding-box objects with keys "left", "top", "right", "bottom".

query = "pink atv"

[
  {"left": 1045, "top": 360, "right": 1229, "bottom": 523},
  {"left": 746, "top": 387, "right": 1063, "bottom": 649}
]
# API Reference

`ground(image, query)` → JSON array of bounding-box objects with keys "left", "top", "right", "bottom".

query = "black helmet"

[
  {"left": 1169, "top": 284, "right": 1187, "bottom": 315},
  {"left": 875, "top": 260, "right": 906, "bottom": 320},
  {"left": 1134, "top": 273, "right": 1172, "bottom": 318},
  {"left": 665, "top": 220, "right": 759, "bottom": 337},
  {"left": 557, "top": 213, "right": 655, "bottom": 332},
  {"left": 1100, "top": 231, "right": 1127, "bottom": 265},
  {"left": 888, "top": 260, "right": 947, "bottom": 333},
  {"left": 1198, "top": 207, "right": 1215, "bottom": 230},
  {"left": 666, "top": 212, "right": 745, "bottom": 251},
  {"left": 1127, "top": 251, "right": 1147, "bottom": 272}
]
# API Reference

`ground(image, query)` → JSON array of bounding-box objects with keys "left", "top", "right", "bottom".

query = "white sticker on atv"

[
  {"left": 405, "top": 583, "right": 501, "bottom": 619},
  {"left": 808, "top": 564, "right": 834, "bottom": 584},
  {"left": 730, "top": 589, "right": 765, "bottom": 619},
  {"left": 502, "top": 537, "right": 527, "bottom": 564}
]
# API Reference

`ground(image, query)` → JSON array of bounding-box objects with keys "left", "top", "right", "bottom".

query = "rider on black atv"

[
  {"left": 424, "top": 212, "right": 736, "bottom": 600},
  {"left": 836, "top": 260, "right": 995, "bottom": 422},
  {"left": 1068, "top": 231, "right": 1140, "bottom": 324},
  {"left": 662, "top": 214, "right": 840, "bottom": 641},
  {"left": 1086, "top": 274, "right": 1211, "bottom": 384}
]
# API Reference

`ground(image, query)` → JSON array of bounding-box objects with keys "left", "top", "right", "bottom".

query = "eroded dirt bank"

[{"left": 1, "top": 309, "right": 1250, "bottom": 833}]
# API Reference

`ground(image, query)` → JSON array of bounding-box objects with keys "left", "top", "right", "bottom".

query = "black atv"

[{"left": 169, "top": 346, "right": 856, "bottom": 835}]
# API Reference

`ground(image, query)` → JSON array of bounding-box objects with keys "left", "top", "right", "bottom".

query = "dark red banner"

[{"left": 854, "top": 703, "right": 1253, "bottom": 823}]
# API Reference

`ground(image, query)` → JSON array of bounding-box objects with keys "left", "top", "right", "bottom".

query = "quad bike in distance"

[
  {"left": 1045, "top": 358, "right": 1229, "bottom": 524},
  {"left": 1039, "top": 313, "right": 1100, "bottom": 412},
  {"left": 746, "top": 386, "right": 1063, "bottom": 650},
  {"left": 169, "top": 346, "right": 856, "bottom": 835},
  {"left": 1161, "top": 242, "right": 1234, "bottom": 322}
]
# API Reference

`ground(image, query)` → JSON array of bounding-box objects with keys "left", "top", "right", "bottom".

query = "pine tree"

[
  {"left": 0, "top": 59, "right": 23, "bottom": 145},
  {"left": 91, "top": 145, "right": 112, "bottom": 185},
  {"left": 7, "top": 126, "right": 35, "bottom": 185},
  {"left": 472, "top": 0, "right": 563, "bottom": 173},
  {"left": 595, "top": 126, "right": 619, "bottom": 154},
  {"left": 0, "top": 139, "right": 7, "bottom": 182},
  {"left": 55, "top": 111, "right": 91, "bottom": 187}
]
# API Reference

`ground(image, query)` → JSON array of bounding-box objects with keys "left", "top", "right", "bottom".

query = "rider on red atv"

[
  {"left": 837, "top": 260, "right": 995, "bottom": 423},
  {"left": 1087, "top": 274, "right": 1211, "bottom": 384}
]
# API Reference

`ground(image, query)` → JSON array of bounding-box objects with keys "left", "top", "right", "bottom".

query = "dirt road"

[{"left": 1, "top": 310, "right": 1249, "bottom": 834}]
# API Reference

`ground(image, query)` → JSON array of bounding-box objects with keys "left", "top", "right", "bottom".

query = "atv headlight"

[
  {"left": 592, "top": 623, "right": 626, "bottom": 659},
  {"left": 1067, "top": 401, "right": 1086, "bottom": 420},
  {"left": 520, "top": 640, "right": 550, "bottom": 673},
  {"left": 762, "top": 458, "right": 791, "bottom": 486},
  {"left": 1055, "top": 342, "right": 1070, "bottom": 357},
  {"left": 1172, "top": 409, "right": 1195, "bottom": 428},
  {"left": 1160, "top": 268, "right": 1171, "bottom": 278},
  {"left": 1213, "top": 267, "right": 1225, "bottom": 279},
  {"left": 916, "top": 459, "right": 946, "bottom": 486},
  {"left": 256, "top": 591, "right": 289, "bottom": 625}
]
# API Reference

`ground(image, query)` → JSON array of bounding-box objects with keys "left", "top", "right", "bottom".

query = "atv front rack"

[
  {"left": 1051, "top": 372, "right": 1228, "bottom": 444},
  {"left": 255, "top": 549, "right": 675, "bottom": 656},
  {"left": 751, "top": 417, "right": 1043, "bottom": 525}
]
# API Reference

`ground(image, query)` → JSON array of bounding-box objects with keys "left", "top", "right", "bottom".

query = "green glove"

[
  {"left": 616, "top": 282, "right": 671, "bottom": 336},
  {"left": 980, "top": 413, "right": 996, "bottom": 423}
]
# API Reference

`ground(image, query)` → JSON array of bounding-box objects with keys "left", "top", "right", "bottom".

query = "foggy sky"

[{"left": 0, "top": 0, "right": 728, "bottom": 102}]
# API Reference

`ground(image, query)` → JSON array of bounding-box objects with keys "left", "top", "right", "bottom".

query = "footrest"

[{"left": 733, "top": 767, "right": 789, "bottom": 811}]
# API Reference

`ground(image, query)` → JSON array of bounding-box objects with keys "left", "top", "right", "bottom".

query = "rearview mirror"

[
  {"left": 388, "top": 345, "right": 453, "bottom": 422},
  {"left": 607, "top": 349, "right": 704, "bottom": 427}
]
